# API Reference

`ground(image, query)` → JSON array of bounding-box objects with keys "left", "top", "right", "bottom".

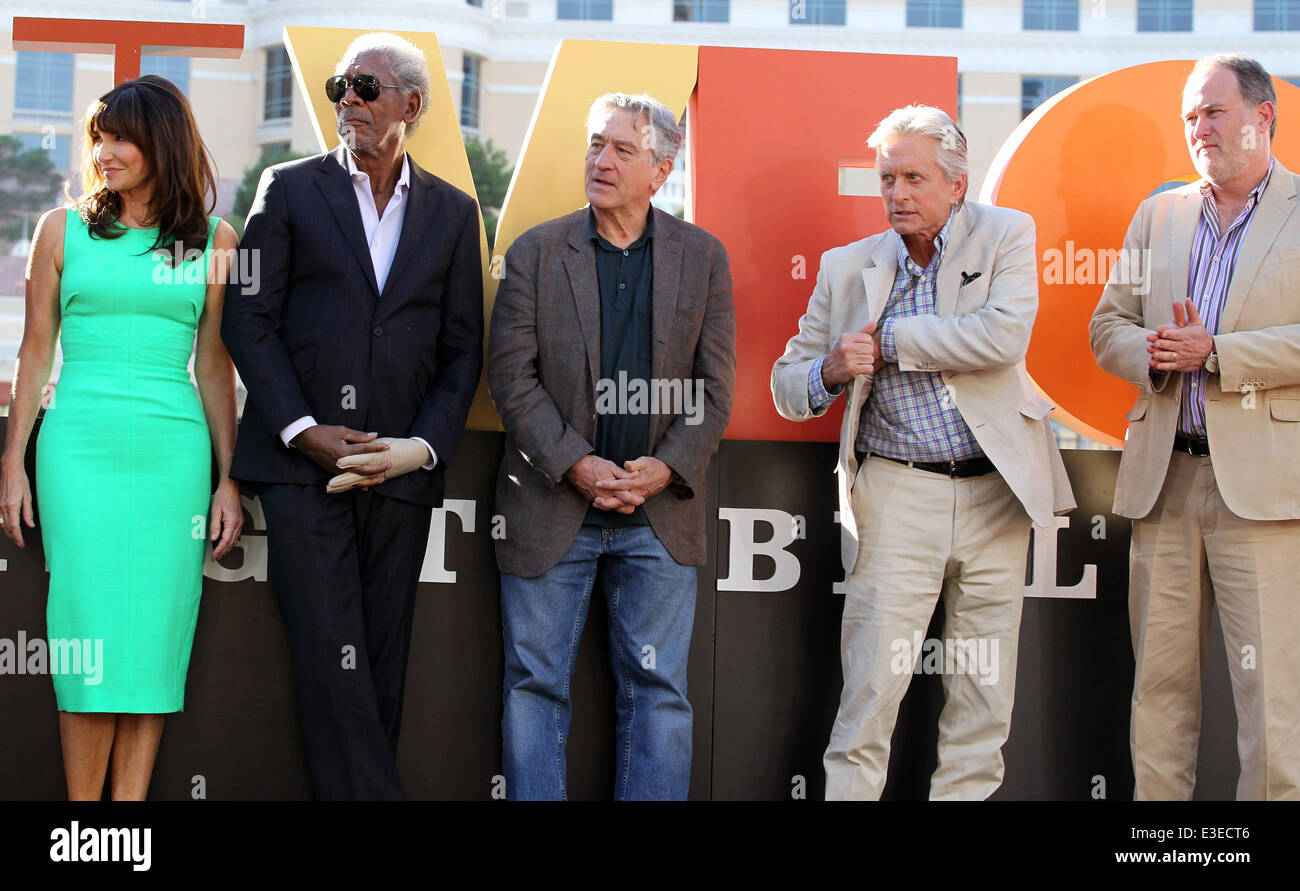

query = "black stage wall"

[{"left": 0, "top": 421, "right": 1239, "bottom": 799}]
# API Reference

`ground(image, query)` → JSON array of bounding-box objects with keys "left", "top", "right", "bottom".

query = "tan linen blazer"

[
  {"left": 1090, "top": 160, "right": 1300, "bottom": 521},
  {"left": 772, "top": 200, "right": 1076, "bottom": 572}
]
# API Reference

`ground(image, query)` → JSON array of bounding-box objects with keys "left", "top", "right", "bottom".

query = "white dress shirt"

[{"left": 279, "top": 150, "right": 436, "bottom": 470}]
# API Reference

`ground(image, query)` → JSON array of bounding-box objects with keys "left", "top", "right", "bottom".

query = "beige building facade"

[
  {"left": 3, "top": 0, "right": 1300, "bottom": 216},
  {"left": 2, "top": 0, "right": 1300, "bottom": 414}
]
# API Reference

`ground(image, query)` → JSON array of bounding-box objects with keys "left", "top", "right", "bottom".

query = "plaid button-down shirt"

[
  {"left": 1177, "top": 159, "right": 1274, "bottom": 437},
  {"left": 808, "top": 212, "right": 983, "bottom": 461}
]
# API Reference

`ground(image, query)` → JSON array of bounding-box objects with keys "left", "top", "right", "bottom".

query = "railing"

[{"left": 11, "top": 109, "right": 75, "bottom": 127}]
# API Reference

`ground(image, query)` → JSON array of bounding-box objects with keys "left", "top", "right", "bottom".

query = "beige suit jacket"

[
  {"left": 1090, "top": 160, "right": 1300, "bottom": 521},
  {"left": 772, "top": 200, "right": 1076, "bottom": 573}
]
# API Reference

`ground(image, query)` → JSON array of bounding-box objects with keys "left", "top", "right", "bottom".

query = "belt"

[
  {"left": 865, "top": 452, "right": 997, "bottom": 478},
  {"left": 1173, "top": 434, "right": 1211, "bottom": 457}
]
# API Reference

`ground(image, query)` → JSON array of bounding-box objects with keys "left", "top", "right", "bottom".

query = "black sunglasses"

[{"left": 325, "top": 74, "right": 400, "bottom": 103}]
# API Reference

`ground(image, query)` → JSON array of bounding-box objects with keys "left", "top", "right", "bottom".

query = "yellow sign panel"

[
  {"left": 285, "top": 30, "right": 697, "bottom": 430},
  {"left": 494, "top": 39, "right": 698, "bottom": 261}
]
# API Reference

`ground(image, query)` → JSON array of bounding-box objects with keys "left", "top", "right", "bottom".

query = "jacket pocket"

[
  {"left": 1124, "top": 395, "right": 1149, "bottom": 421},
  {"left": 1269, "top": 245, "right": 1300, "bottom": 265},
  {"left": 1269, "top": 398, "right": 1300, "bottom": 421},
  {"left": 1019, "top": 395, "right": 1054, "bottom": 420}
]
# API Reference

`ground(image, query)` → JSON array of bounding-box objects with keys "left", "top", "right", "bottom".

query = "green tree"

[
  {"left": 465, "top": 137, "right": 513, "bottom": 249},
  {"left": 0, "top": 135, "right": 64, "bottom": 243},
  {"left": 228, "top": 145, "right": 309, "bottom": 236}
]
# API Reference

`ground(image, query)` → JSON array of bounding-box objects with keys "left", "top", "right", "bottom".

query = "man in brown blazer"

[
  {"left": 487, "top": 92, "right": 735, "bottom": 800},
  {"left": 1091, "top": 54, "right": 1300, "bottom": 800}
]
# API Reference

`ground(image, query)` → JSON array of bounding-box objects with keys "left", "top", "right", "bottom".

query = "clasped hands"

[
  {"left": 565, "top": 454, "right": 672, "bottom": 514},
  {"left": 291, "top": 425, "right": 427, "bottom": 493},
  {"left": 1148, "top": 299, "right": 1214, "bottom": 372},
  {"left": 822, "top": 321, "right": 883, "bottom": 389}
]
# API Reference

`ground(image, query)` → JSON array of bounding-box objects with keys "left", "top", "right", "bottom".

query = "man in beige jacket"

[
  {"left": 773, "top": 105, "right": 1074, "bottom": 800},
  {"left": 1091, "top": 54, "right": 1300, "bottom": 800}
]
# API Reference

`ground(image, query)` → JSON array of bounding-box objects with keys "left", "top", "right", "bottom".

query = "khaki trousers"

[
  {"left": 824, "top": 456, "right": 1032, "bottom": 801},
  {"left": 1129, "top": 450, "right": 1300, "bottom": 800}
]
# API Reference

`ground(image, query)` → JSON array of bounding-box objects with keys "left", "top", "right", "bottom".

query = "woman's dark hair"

[{"left": 67, "top": 74, "right": 217, "bottom": 255}]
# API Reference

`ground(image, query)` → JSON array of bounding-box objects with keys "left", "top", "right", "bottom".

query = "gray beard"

[{"left": 1194, "top": 149, "right": 1252, "bottom": 186}]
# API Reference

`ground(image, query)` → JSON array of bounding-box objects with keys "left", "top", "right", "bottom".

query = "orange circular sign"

[{"left": 982, "top": 60, "right": 1300, "bottom": 446}]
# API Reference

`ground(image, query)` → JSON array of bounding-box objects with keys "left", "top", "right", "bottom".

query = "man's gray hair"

[
  {"left": 867, "top": 104, "right": 969, "bottom": 185},
  {"left": 1191, "top": 53, "right": 1277, "bottom": 140},
  {"left": 586, "top": 92, "right": 683, "bottom": 165},
  {"left": 336, "top": 32, "right": 431, "bottom": 135}
]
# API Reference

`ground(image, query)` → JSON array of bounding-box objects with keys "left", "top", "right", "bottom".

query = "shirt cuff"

[
  {"left": 808, "top": 355, "right": 845, "bottom": 412},
  {"left": 411, "top": 437, "right": 438, "bottom": 471},
  {"left": 879, "top": 319, "right": 898, "bottom": 364},
  {"left": 280, "top": 416, "right": 318, "bottom": 448}
]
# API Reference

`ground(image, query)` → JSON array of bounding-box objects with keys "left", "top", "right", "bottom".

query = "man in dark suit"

[
  {"left": 222, "top": 32, "right": 483, "bottom": 800},
  {"left": 487, "top": 92, "right": 735, "bottom": 800}
]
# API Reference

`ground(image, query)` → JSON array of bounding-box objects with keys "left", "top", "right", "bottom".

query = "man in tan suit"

[
  {"left": 1091, "top": 54, "right": 1300, "bottom": 801},
  {"left": 773, "top": 105, "right": 1074, "bottom": 800}
]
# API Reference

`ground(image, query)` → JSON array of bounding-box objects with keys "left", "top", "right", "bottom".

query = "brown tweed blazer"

[{"left": 487, "top": 207, "right": 736, "bottom": 577}]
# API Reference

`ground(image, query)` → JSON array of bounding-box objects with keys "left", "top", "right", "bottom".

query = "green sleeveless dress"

[{"left": 36, "top": 210, "right": 217, "bottom": 713}]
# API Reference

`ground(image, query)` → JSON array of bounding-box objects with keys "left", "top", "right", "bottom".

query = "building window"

[
  {"left": 1024, "top": 0, "right": 1079, "bottom": 30},
  {"left": 141, "top": 56, "right": 191, "bottom": 95},
  {"left": 461, "top": 54, "right": 482, "bottom": 129},
  {"left": 1022, "top": 76, "right": 1078, "bottom": 118},
  {"left": 13, "top": 131, "right": 72, "bottom": 171},
  {"left": 789, "top": 0, "right": 845, "bottom": 23},
  {"left": 1136, "top": 0, "right": 1192, "bottom": 31},
  {"left": 263, "top": 47, "right": 293, "bottom": 121},
  {"left": 1256, "top": 0, "right": 1300, "bottom": 29},
  {"left": 557, "top": 0, "right": 613, "bottom": 19},
  {"left": 14, "top": 52, "right": 74, "bottom": 113},
  {"left": 906, "top": 0, "right": 962, "bottom": 27},
  {"left": 675, "top": 0, "right": 729, "bottom": 21}
]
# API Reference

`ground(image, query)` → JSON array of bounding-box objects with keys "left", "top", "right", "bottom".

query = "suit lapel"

[
  {"left": 858, "top": 235, "right": 898, "bottom": 328},
  {"left": 1221, "top": 163, "right": 1297, "bottom": 333},
  {"left": 563, "top": 213, "right": 601, "bottom": 394},
  {"left": 1168, "top": 185, "right": 1199, "bottom": 322},
  {"left": 849, "top": 234, "right": 899, "bottom": 449},
  {"left": 651, "top": 211, "right": 682, "bottom": 382},
  {"left": 317, "top": 147, "right": 379, "bottom": 297},
  {"left": 936, "top": 204, "right": 973, "bottom": 317},
  {"left": 383, "top": 159, "right": 443, "bottom": 299}
]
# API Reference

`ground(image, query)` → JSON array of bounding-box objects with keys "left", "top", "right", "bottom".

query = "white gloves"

[{"left": 327, "top": 437, "right": 429, "bottom": 493}]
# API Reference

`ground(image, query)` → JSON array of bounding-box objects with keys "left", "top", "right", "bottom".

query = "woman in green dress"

[{"left": 0, "top": 75, "right": 243, "bottom": 800}]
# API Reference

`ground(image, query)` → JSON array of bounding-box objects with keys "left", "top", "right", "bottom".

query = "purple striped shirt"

[{"left": 1179, "top": 159, "right": 1274, "bottom": 437}]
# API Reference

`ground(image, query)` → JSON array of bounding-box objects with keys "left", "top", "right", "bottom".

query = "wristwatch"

[{"left": 1203, "top": 350, "right": 1219, "bottom": 374}]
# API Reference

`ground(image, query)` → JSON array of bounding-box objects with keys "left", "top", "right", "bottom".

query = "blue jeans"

[{"left": 501, "top": 524, "right": 698, "bottom": 800}]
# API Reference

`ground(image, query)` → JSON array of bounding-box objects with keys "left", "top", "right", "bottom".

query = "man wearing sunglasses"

[{"left": 223, "top": 32, "right": 483, "bottom": 800}]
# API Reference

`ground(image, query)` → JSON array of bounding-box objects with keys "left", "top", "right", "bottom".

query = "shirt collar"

[
  {"left": 345, "top": 149, "right": 411, "bottom": 193},
  {"left": 588, "top": 206, "right": 655, "bottom": 250},
  {"left": 895, "top": 206, "right": 955, "bottom": 275},
  {"left": 1199, "top": 156, "right": 1274, "bottom": 206}
]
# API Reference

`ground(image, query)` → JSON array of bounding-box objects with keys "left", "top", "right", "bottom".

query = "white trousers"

[
  {"left": 824, "top": 456, "right": 1031, "bottom": 800},
  {"left": 1129, "top": 451, "right": 1300, "bottom": 801}
]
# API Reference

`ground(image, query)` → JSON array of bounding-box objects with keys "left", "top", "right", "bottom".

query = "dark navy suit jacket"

[{"left": 222, "top": 145, "right": 483, "bottom": 507}]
